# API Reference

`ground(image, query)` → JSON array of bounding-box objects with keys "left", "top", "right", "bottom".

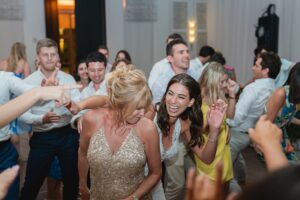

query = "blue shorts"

[{"left": 48, "top": 156, "right": 62, "bottom": 180}]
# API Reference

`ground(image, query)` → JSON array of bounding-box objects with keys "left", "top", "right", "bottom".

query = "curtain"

[
  {"left": 44, "top": 0, "right": 60, "bottom": 47},
  {"left": 75, "top": 0, "right": 106, "bottom": 62}
]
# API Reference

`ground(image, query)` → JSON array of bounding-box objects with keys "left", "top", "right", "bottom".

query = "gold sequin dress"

[{"left": 87, "top": 128, "right": 151, "bottom": 200}]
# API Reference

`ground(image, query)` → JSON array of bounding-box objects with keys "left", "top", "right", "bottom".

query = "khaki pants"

[{"left": 164, "top": 139, "right": 195, "bottom": 200}]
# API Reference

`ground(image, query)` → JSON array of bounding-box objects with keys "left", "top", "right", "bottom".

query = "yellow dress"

[
  {"left": 194, "top": 102, "right": 233, "bottom": 182},
  {"left": 87, "top": 128, "right": 151, "bottom": 200}
]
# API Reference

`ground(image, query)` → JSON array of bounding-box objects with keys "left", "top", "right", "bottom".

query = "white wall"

[
  {"left": 105, "top": 0, "right": 171, "bottom": 77},
  {"left": 106, "top": 0, "right": 300, "bottom": 83},
  {"left": 23, "top": 0, "right": 46, "bottom": 70},
  {"left": 0, "top": 0, "right": 45, "bottom": 71},
  {"left": 207, "top": 0, "right": 300, "bottom": 83}
]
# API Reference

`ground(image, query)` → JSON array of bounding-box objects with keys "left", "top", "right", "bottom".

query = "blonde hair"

[
  {"left": 36, "top": 38, "right": 58, "bottom": 54},
  {"left": 106, "top": 68, "right": 152, "bottom": 123},
  {"left": 199, "top": 62, "right": 227, "bottom": 105},
  {"left": 7, "top": 42, "right": 27, "bottom": 72}
]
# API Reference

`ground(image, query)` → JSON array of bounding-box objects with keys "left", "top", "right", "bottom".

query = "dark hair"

[
  {"left": 157, "top": 73, "right": 203, "bottom": 147},
  {"left": 166, "top": 39, "right": 188, "bottom": 56},
  {"left": 237, "top": 165, "right": 300, "bottom": 200},
  {"left": 111, "top": 58, "right": 132, "bottom": 72},
  {"left": 166, "top": 33, "right": 183, "bottom": 43},
  {"left": 74, "top": 59, "right": 86, "bottom": 81},
  {"left": 86, "top": 51, "right": 107, "bottom": 68},
  {"left": 198, "top": 45, "right": 215, "bottom": 57},
  {"left": 259, "top": 52, "right": 281, "bottom": 79},
  {"left": 208, "top": 52, "right": 226, "bottom": 65},
  {"left": 97, "top": 45, "right": 108, "bottom": 52},
  {"left": 288, "top": 62, "right": 300, "bottom": 104},
  {"left": 254, "top": 45, "right": 269, "bottom": 57},
  {"left": 115, "top": 50, "right": 132, "bottom": 62}
]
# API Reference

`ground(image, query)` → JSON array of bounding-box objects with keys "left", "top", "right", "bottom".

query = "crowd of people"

[{"left": 0, "top": 33, "right": 300, "bottom": 200}]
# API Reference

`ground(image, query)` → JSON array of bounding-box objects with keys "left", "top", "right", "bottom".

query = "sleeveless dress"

[
  {"left": 87, "top": 128, "right": 151, "bottom": 200},
  {"left": 194, "top": 102, "right": 233, "bottom": 182},
  {"left": 274, "top": 86, "right": 298, "bottom": 161}
]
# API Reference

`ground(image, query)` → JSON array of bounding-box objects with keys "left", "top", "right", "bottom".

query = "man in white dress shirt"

[
  {"left": 227, "top": 52, "right": 281, "bottom": 186},
  {"left": 151, "top": 39, "right": 200, "bottom": 104},
  {"left": 19, "top": 38, "right": 81, "bottom": 200},
  {"left": 189, "top": 45, "right": 215, "bottom": 69},
  {"left": 148, "top": 33, "right": 183, "bottom": 89},
  {"left": 71, "top": 51, "right": 107, "bottom": 132}
]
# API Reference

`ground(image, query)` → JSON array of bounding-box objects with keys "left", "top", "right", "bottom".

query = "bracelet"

[
  {"left": 207, "top": 137, "right": 217, "bottom": 143},
  {"left": 228, "top": 96, "right": 236, "bottom": 100}
]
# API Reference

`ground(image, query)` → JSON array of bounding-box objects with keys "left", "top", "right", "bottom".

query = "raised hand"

[
  {"left": 249, "top": 115, "right": 288, "bottom": 171},
  {"left": 41, "top": 67, "right": 59, "bottom": 86},
  {"left": 248, "top": 115, "right": 282, "bottom": 152},
  {"left": 185, "top": 163, "right": 225, "bottom": 200},
  {"left": 207, "top": 99, "right": 228, "bottom": 132},
  {"left": 226, "top": 79, "right": 238, "bottom": 98}
]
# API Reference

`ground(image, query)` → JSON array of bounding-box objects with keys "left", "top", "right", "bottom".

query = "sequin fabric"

[{"left": 87, "top": 128, "right": 152, "bottom": 200}]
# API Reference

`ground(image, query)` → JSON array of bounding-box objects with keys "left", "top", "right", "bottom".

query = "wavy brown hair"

[{"left": 157, "top": 73, "right": 203, "bottom": 147}]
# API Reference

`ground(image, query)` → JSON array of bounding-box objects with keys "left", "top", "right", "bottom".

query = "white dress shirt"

[
  {"left": 148, "top": 58, "right": 170, "bottom": 89},
  {"left": 227, "top": 78, "right": 276, "bottom": 132},
  {"left": 70, "top": 81, "right": 107, "bottom": 128},
  {"left": 151, "top": 64, "right": 201, "bottom": 104},
  {"left": 19, "top": 70, "right": 81, "bottom": 132},
  {"left": 275, "top": 58, "right": 294, "bottom": 88},
  {"left": 0, "top": 72, "right": 32, "bottom": 141}
]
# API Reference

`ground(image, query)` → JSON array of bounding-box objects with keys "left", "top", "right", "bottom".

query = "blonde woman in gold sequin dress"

[{"left": 78, "top": 68, "right": 162, "bottom": 200}]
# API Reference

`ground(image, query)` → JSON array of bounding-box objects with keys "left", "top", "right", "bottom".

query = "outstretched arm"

[
  {"left": 70, "top": 95, "right": 109, "bottom": 115},
  {"left": 0, "top": 85, "right": 81, "bottom": 128},
  {"left": 249, "top": 115, "right": 288, "bottom": 171}
]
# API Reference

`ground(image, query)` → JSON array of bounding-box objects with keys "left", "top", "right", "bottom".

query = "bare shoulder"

[
  {"left": 180, "top": 118, "right": 191, "bottom": 134},
  {"left": 135, "top": 117, "right": 158, "bottom": 143},
  {"left": 82, "top": 108, "right": 107, "bottom": 136},
  {"left": 273, "top": 87, "right": 286, "bottom": 99}
]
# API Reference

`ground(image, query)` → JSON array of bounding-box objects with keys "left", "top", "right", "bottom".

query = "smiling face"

[
  {"left": 168, "top": 44, "right": 190, "bottom": 73},
  {"left": 77, "top": 62, "right": 88, "bottom": 80},
  {"left": 87, "top": 61, "right": 106, "bottom": 84},
  {"left": 165, "top": 82, "right": 194, "bottom": 118}
]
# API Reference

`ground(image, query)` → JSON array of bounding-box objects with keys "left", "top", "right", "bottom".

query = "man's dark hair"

[
  {"left": 166, "top": 33, "right": 183, "bottom": 43},
  {"left": 97, "top": 45, "right": 109, "bottom": 52},
  {"left": 208, "top": 52, "right": 226, "bottom": 65},
  {"left": 166, "top": 39, "right": 188, "bottom": 56},
  {"left": 198, "top": 45, "right": 215, "bottom": 57},
  {"left": 86, "top": 51, "right": 107, "bottom": 67},
  {"left": 260, "top": 52, "right": 281, "bottom": 79}
]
